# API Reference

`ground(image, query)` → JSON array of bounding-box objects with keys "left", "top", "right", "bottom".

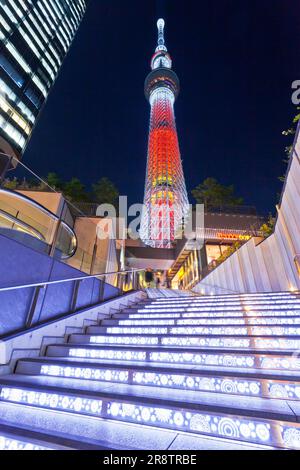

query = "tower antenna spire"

[{"left": 156, "top": 18, "right": 167, "bottom": 51}]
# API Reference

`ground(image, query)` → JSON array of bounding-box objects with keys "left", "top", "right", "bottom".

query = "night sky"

[{"left": 23, "top": 0, "right": 300, "bottom": 215}]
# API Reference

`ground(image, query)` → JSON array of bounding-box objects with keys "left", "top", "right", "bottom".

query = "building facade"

[
  {"left": 140, "top": 19, "right": 189, "bottom": 249},
  {"left": 0, "top": 0, "right": 89, "bottom": 164}
]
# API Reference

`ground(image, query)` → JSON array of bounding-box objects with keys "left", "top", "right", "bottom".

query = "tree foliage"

[
  {"left": 2, "top": 172, "right": 120, "bottom": 206},
  {"left": 191, "top": 177, "right": 243, "bottom": 209},
  {"left": 92, "top": 177, "right": 119, "bottom": 206},
  {"left": 63, "top": 177, "right": 89, "bottom": 202},
  {"left": 259, "top": 213, "right": 275, "bottom": 238},
  {"left": 280, "top": 108, "right": 300, "bottom": 182}
]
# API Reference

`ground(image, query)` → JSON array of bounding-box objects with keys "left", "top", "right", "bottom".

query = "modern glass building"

[{"left": 0, "top": 0, "right": 89, "bottom": 164}]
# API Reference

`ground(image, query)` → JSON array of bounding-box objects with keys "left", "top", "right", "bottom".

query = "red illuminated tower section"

[{"left": 140, "top": 19, "right": 189, "bottom": 248}]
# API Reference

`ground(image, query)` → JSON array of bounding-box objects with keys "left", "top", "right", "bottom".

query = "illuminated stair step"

[
  {"left": 0, "top": 402, "right": 187, "bottom": 451},
  {"left": 87, "top": 325, "right": 300, "bottom": 336},
  {"left": 142, "top": 299, "right": 300, "bottom": 312},
  {"left": 102, "top": 317, "right": 300, "bottom": 326},
  {"left": 142, "top": 297, "right": 300, "bottom": 304},
  {"left": 46, "top": 344, "right": 300, "bottom": 370},
  {"left": 0, "top": 402, "right": 275, "bottom": 451},
  {"left": 114, "top": 310, "right": 300, "bottom": 319},
  {"left": 69, "top": 333, "right": 300, "bottom": 350},
  {"left": 0, "top": 424, "right": 99, "bottom": 450},
  {"left": 15, "top": 358, "right": 300, "bottom": 400},
  {"left": 137, "top": 305, "right": 300, "bottom": 313},
  {"left": 0, "top": 380, "right": 299, "bottom": 449},
  {"left": 0, "top": 433, "right": 53, "bottom": 450},
  {"left": 153, "top": 292, "right": 299, "bottom": 302}
]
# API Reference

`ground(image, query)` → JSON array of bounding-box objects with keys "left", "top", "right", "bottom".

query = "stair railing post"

[
  {"left": 99, "top": 275, "right": 106, "bottom": 302},
  {"left": 25, "top": 285, "right": 43, "bottom": 329},
  {"left": 70, "top": 279, "right": 81, "bottom": 312}
]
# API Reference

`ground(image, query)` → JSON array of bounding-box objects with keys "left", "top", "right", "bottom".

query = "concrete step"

[
  {"left": 15, "top": 357, "right": 300, "bottom": 400},
  {"left": 113, "top": 310, "right": 300, "bottom": 319},
  {"left": 69, "top": 332, "right": 300, "bottom": 350},
  {"left": 151, "top": 292, "right": 299, "bottom": 302},
  {"left": 86, "top": 324, "right": 300, "bottom": 336},
  {"left": 132, "top": 305, "right": 300, "bottom": 314},
  {"left": 101, "top": 317, "right": 300, "bottom": 326},
  {"left": 0, "top": 376, "right": 299, "bottom": 449},
  {"left": 46, "top": 343, "right": 300, "bottom": 371},
  {"left": 0, "top": 423, "right": 109, "bottom": 450},
  {"left": 0, "top": 400, "right": 274, "bottom": 450}
]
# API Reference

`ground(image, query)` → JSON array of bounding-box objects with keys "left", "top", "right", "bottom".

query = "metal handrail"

[{"left": 0, "top": 268, "right": 146, "bottom": 293}]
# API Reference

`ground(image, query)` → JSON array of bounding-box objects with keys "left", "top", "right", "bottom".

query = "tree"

[
  {"left": 191, "top": 177, "right": 243, "bottom": 209},
  {"left": 259, "top": 213, "right": 275, "bottom": 238},
  {"left": 92, "top": 177, "right": 119, "bottom": 206},
  {"left": 2, "top": 177, "right": 18, "bottom": 190},
  {"left": 280, "top": 109, "right": 300, "bottom": 182},
  {"left": 63, "top": 177, "right": 90, "bottom": 202},
  {"left": 46, "top": 172, "right": 63, "bottom": 191}
]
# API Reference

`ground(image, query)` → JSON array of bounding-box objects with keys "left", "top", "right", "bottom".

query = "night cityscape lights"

[{"left": 140, "top": 19, "right": 189, "bottom": 248}]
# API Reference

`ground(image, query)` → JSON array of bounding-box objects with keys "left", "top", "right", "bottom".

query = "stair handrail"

[{"left": 0, "top": 268, "right": 146, "bottom": 293}]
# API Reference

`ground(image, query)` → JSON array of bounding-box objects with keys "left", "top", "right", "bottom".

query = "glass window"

[
  {"left": 25, "top": 87, "right": 42, "bottom": 108},
  {"left": 0, "top": 54, "right": 24, "bottom": 87},
  {"left": 206, "top": 244, "right": 222, "bottom": 264}
]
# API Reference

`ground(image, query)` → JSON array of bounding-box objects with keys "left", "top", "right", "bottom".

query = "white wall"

[{"left": 193, "top": 125, "right": 300, "bottom": 295}]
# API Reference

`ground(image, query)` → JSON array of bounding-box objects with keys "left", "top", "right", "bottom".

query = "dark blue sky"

[{"left": 24, "top": 0, "right": 300, "bottom": 215}]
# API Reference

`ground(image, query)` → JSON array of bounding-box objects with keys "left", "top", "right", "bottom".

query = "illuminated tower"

[{"left": 140, "top": 19, "right": 189, "bottom": 248}]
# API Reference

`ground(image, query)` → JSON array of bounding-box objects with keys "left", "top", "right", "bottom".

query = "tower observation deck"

[{"left": 140, "top": 19, "right": 189, "bottom": 249}]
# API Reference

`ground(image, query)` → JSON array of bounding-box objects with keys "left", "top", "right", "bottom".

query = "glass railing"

[
  {"left": 0, "top": 152, "right": 116, "bottom": 275},
  {"left": 0, "top": 268, "right": 146, "bottom": 337},
  {"left": 0, "top": 187, "right": 76, "bottom": 259}
]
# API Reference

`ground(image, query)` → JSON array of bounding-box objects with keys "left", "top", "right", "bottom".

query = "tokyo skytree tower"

[{"left": 140, "top": 19, "right": 189, "bottom": 248}]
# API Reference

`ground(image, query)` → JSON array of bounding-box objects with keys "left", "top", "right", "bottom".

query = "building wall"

[
  {"left": 0, "top": 1, "right": 89, "bottom": 160},
  {"left": 193, "top": 125, "right": 300, "bottom": 295},
  {"left": 17, "top": 190, "right": 64, "bottom": 216}
]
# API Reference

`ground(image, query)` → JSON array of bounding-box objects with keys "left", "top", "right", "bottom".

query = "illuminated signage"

[{"left": 217, "top": 232, "right": 251, "bottom": 241}]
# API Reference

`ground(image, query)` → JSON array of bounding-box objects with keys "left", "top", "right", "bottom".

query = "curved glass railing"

[{"left": 0, "top": 188, "right": 77, "bottom": 259}]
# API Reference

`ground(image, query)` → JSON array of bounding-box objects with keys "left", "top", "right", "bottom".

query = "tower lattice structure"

[{"left": 140, "top": 19, "right": 189, "bottom": 249}]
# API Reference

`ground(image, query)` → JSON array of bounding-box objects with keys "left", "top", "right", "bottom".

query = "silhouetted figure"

[
  {"left": 156, "top": 277, "right": 161, "bottom": 289},
  {"left": 145, "top": 269, "right": 154, "bottom": 287}
]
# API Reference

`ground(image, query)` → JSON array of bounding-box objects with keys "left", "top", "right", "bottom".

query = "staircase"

[{"left": 1, "top": 291, "right": 300, "bottom": 450}]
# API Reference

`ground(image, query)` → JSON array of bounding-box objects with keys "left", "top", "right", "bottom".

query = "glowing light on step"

[
  {"left": 0, "top": 436, "right": 50, "bottom": 450},
  {"left": 132, "top": 372, "right": 262, "bottom": 396},
  {"left": 108, "top": 401, "right": 300, "bottom": 448},
  {"left": 69, "top": 348, "right": 147, "bottom": 361},
  {"left": 90, "top": 336, "right": 159, "bottom": 345},
  {"left": 107, "top": 327, "right": 168, "bottom": 334},
  {"left": 40, "top": 365, "right": 129, "bottom": 383},
  {"left": 66, "top": 347, "right": 300, "bottom": 369},
  {"left": 130, "top": 310, "right": 300, "bottom": 319},
  {"left": 38, "top": 366, "right": 300, "bottom": 399},
  {"left": 104, "top": 325, "right": 300, "bottom": 336},
  {"left": 0, "top": 387, "right": 102, "bottom": 415},
  {"left": 137, "top": 302, "right": 300, "bottom": 314},
  {"left": 115, "top": 317, "right": 300, "bottom": 326},
  {"left": 119, "top": 319, "right": 176, "bottom": 326}
]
